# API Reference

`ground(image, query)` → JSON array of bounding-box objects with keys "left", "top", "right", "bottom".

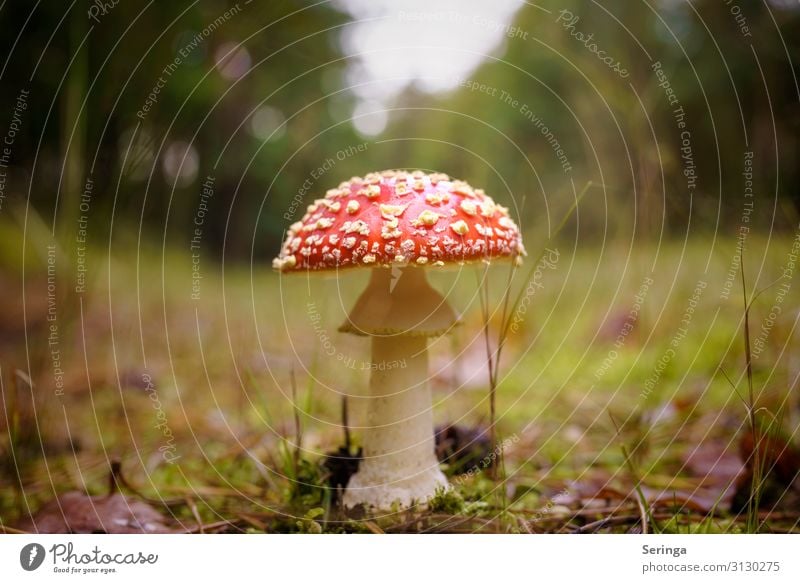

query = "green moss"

[{"left": 428, "top": 487, "right": 465, "bottom": 514}]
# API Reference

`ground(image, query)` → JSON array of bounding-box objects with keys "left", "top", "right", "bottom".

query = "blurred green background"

[{"left": 0, "top": 0, "right": 797, "bottom": 262}]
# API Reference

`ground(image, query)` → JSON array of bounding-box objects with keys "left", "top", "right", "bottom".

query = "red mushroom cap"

[{"left": 273, "top": 170, "right": 525, "bottom": 272}]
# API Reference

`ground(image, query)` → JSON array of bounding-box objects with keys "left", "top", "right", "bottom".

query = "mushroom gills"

[{"left": 338, "top": 267, "right": 458, "bottom": 337}]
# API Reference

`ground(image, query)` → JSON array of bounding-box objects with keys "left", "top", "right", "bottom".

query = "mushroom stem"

[
  {"left": 343, "top": 333, "right": 448, "bottom": 510},
  {"left": 341, "top": 268, "right": 452, "bottom": 510}
]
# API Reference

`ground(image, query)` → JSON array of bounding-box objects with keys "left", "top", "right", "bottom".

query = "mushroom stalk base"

[{"left": 343, "top": 334, "right": 448, "bottom": 511}]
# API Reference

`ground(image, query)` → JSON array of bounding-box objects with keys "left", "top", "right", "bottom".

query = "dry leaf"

[{"left": 17, "top": 492, "right": 175, "bottom": 534}]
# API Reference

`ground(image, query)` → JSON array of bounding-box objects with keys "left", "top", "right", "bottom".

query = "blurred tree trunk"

[{"left": 59, "top": 3, "right": 88, "bottom": 243}]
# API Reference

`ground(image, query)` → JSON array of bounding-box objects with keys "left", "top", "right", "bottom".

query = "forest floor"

[{"left": 1, "top": 233, "right": 799, "bottom": 533}]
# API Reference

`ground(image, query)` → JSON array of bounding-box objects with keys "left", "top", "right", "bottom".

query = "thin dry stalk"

[
  {"left": 476, "top": 182, "right": 593, "bottom": 483},
  {"left": 289, "top": 367, "right": 302, "bottom": 474},
  {"left": 341, "top": 395, "right": 351, "bottom": 451},
  {"left": 740, "top": 258, "right": 762, "bottom": 533}
]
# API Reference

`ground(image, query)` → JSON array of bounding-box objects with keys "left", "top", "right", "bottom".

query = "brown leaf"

[
  {"left": 731, "top": 429, "right": 800, "bottom": 513},
  {"left": 17, "top": 492, "right": 175, "bottom": 534},
  {"left": 739, "top": 430, "right": 800, "bottom": 486},
  {"left": 640, "top": 486, "right": 726, "bottom": 514},
  {"left": 556, "top": 477, "right": 628, "bottom": 509},
  {"left": 434, "top": 424, "right": 492, "bottom": 475},
  {"left": 563, "top": 473, "right": 731, "bottom": 515},
  {"left": 683, "top": 440, "right": 744, "bottom": 485}
]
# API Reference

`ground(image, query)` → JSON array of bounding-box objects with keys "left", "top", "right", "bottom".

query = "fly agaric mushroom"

[{"left": 273, "top": 170, "right": 524, "bottom": 510}]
